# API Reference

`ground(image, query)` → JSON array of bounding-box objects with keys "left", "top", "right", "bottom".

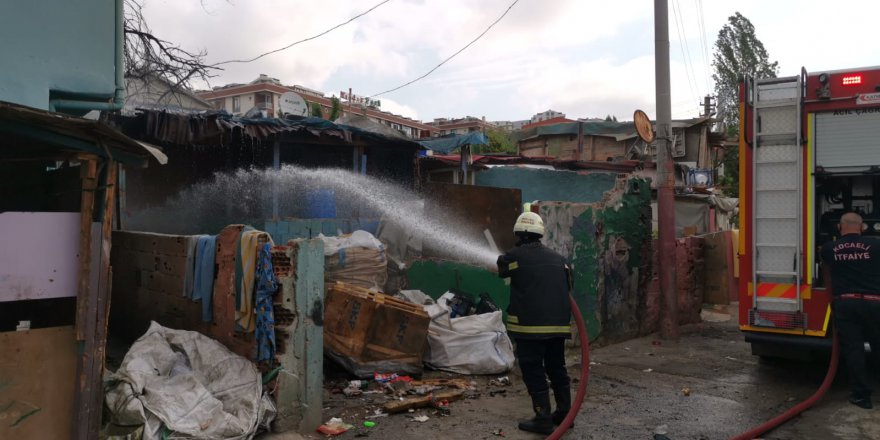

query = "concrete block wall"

[{"left": 110, "top": 230, "right": 326, "bottom": 433}]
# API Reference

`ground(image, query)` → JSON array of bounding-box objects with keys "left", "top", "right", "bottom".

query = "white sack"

[
  {"left": 319, "top": 230, "right": 383, "bottom": 256},
  {"left": 105, "top": 321, "right": 274, "bottom": 440},
  {"left": 423, "top": 292, "right": 515, "bottom": 375}
]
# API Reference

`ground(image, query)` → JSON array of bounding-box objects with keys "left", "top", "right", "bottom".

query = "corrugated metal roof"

[{"left": 0, "top": 100, "right": 166, "bottom": 166}]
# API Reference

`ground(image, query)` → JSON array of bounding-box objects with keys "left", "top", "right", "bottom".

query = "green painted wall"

[
  {"left": 475, "top": 168, "right": 617, "bottom": 203},
  {"left": 0, "top": 0, "right": 117, "bottom": 109},
  {"left": 406, "top": 260, "right": 510, "bottom": 317}
]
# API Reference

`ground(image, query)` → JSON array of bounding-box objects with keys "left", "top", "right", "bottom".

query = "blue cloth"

[
  {"left": 255, "top": 243, "right": 278, "bottom": 361},
  {"left": 193, "top": 235, "right": 218, "bottom": 322}
]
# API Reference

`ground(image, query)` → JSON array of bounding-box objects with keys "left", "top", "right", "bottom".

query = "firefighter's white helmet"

[{"left": 513, "top": 212, "right": 545, "bottom": 236}]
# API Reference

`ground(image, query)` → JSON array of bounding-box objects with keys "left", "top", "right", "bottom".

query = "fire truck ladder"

[{"left": 749, "top": 74, "right": 806, "bottom": 329}]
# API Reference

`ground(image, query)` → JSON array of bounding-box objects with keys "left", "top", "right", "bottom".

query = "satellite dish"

[
  {"left": 279, "top": 92, "right": 308, "bottom": 117},
  {"left": 633, "top": 109, "right": 655, "bottom": 143}
]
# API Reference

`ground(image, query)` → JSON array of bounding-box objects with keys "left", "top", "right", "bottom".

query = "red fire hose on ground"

[
  {"left": 545, "top": 298, "right": 839, "bottom": 440},
  {"left": 728, "top": 331, "right": 840, "bottom": 440}
]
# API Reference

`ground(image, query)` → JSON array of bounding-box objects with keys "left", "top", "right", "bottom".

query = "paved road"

[{"left": 276, "top": 305, "right": 878, "bottom": 440}]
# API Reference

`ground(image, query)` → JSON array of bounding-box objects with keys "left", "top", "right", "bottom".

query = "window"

[{"left": 232, "top": 96, "right": 241, "bottom": 112}]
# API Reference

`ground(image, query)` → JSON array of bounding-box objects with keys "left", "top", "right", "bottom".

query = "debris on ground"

[
  {"left": 383, "top": 390, "right": 465, "bottom": 414},
  {"left": 492, "top": 428, "right": 506, "bottom": 436},
  {"left": 682, "top": 387, "right": 691, "bottom": 396},
  {"left": 412, "top": 415, "right": 430, "bottom": 423},
  {"left": 317, "top": 417, "right": 355, "bottom": 436},
  {"left": 489, "top": 376, "right": 511, "bottom": 387}
]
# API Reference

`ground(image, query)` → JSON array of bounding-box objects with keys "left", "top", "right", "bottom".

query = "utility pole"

[
  {"left": 655, "top": 0, "right": 678, "bottom": 339},
  {"left": 701, "top": 95, "right": 716, "bottom": 118}
]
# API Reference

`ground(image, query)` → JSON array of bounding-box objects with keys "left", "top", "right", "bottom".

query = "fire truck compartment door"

[{"left": 815, "top": 111, "right": 880, "bottom": 172}]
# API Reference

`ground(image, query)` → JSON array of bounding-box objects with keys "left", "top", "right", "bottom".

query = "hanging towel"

[
  {"left": 183, "top": 235, "right": 200, "bottom": 297},
  {"left": 193, "top": 235, "right": 218, "bottom": 322},
  {"left": 255, "top": 243, "right": 278, "bottom": 361},
  {"left": 235, "top": 228, "right": 272, "bottom": 333}
]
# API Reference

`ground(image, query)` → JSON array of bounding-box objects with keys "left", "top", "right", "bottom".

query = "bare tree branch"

[{"left": 123, "top": 0, "right": 220, "bottom": 100}]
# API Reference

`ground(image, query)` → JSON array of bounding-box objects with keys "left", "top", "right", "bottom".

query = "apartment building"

[
  {"left": 197, "top": 75, "right": 436, "bottom": 139},
  {"left": 427, "top": 116, "right": 497, "bottom": 136}
]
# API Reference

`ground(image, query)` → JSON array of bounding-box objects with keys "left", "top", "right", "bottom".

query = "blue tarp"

[{"left": 417, "top": 132, "right": 488, "bottom": 154}]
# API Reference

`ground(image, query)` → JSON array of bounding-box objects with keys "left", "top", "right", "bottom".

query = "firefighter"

[
  {"left": 497, "top": 211, "right": 573, "bottom": 434},
  {"left": 821, "top": 212, "right": 880, "bottom": 410}
]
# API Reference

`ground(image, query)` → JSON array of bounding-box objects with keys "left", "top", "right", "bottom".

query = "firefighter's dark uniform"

[
  {"left": 821, "top": 233, "right": 880, "bottom": 407},
  {"left": 497, "top": 240, "right": 572, "bottom": 427}
]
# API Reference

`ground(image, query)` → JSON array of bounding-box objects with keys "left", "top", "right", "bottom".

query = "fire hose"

[
  {"left": 728, "top": 330, "right": 840, "bottom": 440},
  {"left": 544, "top": 298, "right": 839, "bottom": 440},
  {"left": 544, "top": 295, "right": 590, "bottom": 440}
]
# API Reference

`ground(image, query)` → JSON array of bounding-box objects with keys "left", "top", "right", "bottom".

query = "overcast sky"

[{"left": 143, "top": 0, "right": 880, "bottom": 122}]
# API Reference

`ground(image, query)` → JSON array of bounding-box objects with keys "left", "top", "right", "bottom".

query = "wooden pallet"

[{"left": 324, "top": 282, "right": 430, "bottom": 366}]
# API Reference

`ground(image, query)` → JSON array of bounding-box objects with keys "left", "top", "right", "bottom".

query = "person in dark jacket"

[
  {"left": 821, "top": 212, "right": 880, "bottom": 409},
  {"left": 497, "top": 211, "right": 573, "bottom": 434}
]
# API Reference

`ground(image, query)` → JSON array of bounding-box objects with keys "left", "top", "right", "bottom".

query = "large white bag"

[{"left": 417, "top": 291, "right": 515, "bottom": 375}]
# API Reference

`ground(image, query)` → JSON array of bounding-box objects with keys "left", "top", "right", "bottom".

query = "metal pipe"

[{"left": 655, "top": 0, "right": 678, "bottom": 339}]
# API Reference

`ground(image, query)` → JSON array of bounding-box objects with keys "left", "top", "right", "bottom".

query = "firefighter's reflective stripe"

[
  {"left": 507, "top": 315, "right": 570, "bottom": 333},
  {"left": 506, "top": 323, "right": 572, "bottom": 334},
  {"left": 748, "top": 282, "right": 812, "bottom": 300}
]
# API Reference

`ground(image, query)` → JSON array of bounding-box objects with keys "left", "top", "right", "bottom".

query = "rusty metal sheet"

[{"left": 423, "top": 183, "right": 522, "bottom": 258}]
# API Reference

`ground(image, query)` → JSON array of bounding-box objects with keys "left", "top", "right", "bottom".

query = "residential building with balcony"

[
  {"left": 197, "top": 75, "right": 437, "bottom": 138},
  {"left": 427, "top": 116, "right": 497, "bottom": 136}
]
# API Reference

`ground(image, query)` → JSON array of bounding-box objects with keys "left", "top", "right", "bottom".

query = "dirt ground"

[{"left": 272, "top": 303, "right": 879, "bottom": 440}]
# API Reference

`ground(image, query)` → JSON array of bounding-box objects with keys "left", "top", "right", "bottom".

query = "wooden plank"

[
  {"left": 0, "top": 327, "right": 77, "bottom": 440},
  {"left": 75, "top": 158, "right": 97, "bottom": 340},
  {"left": 382, "top": 390, "right": 464, "bottom": 414},
  {"left": 72, "top": 157, "right": 97, "bottom": 440},
  {"left": 86, "top": 160, "right": 117, "bottom": 438}
]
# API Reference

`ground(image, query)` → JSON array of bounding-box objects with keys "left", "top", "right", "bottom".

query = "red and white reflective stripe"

[{"left": 756, "top": 283, "right": 800, "bottom": 299}]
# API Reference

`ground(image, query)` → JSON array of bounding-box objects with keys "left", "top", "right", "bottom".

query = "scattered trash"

[
  {"left": 681, "top": 387, "right": 691, "bottom": 396},
  {"left": 643, "top": 368, "right": 653, "bottom": 373},
  {"left": 654, "top": 423, "right": 669, "bottom": 435},
  {"left": 375, "top": 372, "right": 413, "bottom": 383},
  {"left": 344, "top": 380, "right": 366, "bottom": 397},
  {"left": 412, "top": 415, "right": 430, "bottom": 423},
  {"left": 651, "top": 340, "right": 662, "bottom": 346},
  {"left": 787, "top": 396, "right": 797, "bottom": 402},
  {"left": 489, "top": 389, "right": 507, "bottom": 397},
  {"left": 489, "top": 376, "right": 511, "bottom": 387},
  {"left": 364, "top": 421, "right": 376, "bottom": 428},
  {"left": 317, "top": 417, "right": 354, "bottom": 436},
  {"left": 367, "top": 409, "right": 389, "bottom": 419},
  {"left": 492, "top": 428, "right": 506, "bottom": 436},
  {"left": 624, "top": 347, "right": 631, "bottom": 351},
  {"left": 384, "top": 390, "right": 465, "bottom": 414}
]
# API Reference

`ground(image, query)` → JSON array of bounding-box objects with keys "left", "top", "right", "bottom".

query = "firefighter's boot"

[
  {"left": 551, "top": 385, "right": 573, "bottom": 427},
  {"left": 518, "top": 391, "right": 555, "bottom": 435}
]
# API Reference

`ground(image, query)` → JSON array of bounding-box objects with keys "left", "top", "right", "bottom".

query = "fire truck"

[{"left": 739, "top": 66, "right": 880, "bottom": 359}]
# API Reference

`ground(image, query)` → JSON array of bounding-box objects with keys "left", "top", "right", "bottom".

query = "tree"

[
  {"left": 604, "top": 115, "right": 618, "bottom": 122},
  {"left": 712, "top": 12, "right": 778, "bottom": 132},
  {"left": 123, "top": 0, "right": 217, "bottom": 102},
  {"left": 310, "top": 102, "right": 324, "bottom": 118},
  {"left": 483, "top": 128, "right": 516, "bottom": 153},
  {"left": 712, "top": 12, "right": 778, "bottom": 197},
  {"left": 329, "top": 96, "right": 342, "bottom": 121}
]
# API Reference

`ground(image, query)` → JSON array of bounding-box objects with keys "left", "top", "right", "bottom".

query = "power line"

[
  {"left": 369, "top": 0, "right": 520, "bottom": 98},
  {"left": 215, "top": 0, "right": 392, "bottom": 65},
  {"left": 671, "top": 0, "right": 699, "bottom": 103},
  {"left": 695, "top": 0, "right": 711, "bottom": 91}
]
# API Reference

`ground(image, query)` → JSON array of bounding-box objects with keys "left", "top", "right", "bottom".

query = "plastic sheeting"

[
  {"left": 104, "top": 322, "right": 275, "bottom": 440},
  {"left": 417, "top": 132, "right": 488, "bottom": 154}
]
